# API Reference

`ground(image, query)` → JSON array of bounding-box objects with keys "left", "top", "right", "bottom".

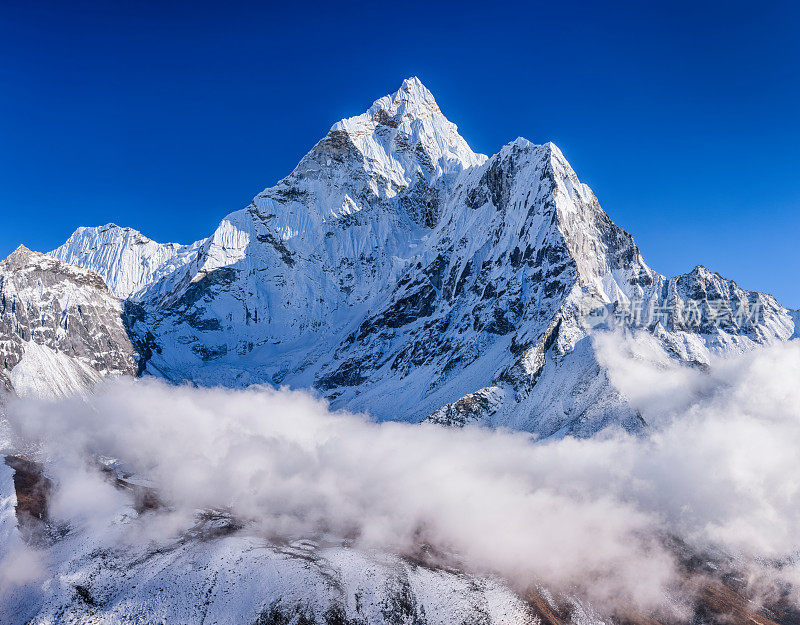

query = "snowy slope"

[
  {"left": 2, "top": 529, "right": 538, "bottom": 624},
  {"left": 47, "top": 77, "right": 798, "bottom": 436}
]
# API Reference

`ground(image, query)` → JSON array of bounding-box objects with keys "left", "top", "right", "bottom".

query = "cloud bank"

[{"left": 3, "top": 333, "right": 800, "bottom": 612}]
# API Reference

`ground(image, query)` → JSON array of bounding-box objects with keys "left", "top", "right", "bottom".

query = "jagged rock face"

[
  {"left": 659, "top": 266, "right": 790, "bottom": 338},
  {"left": 0, "top": 247, "right": 138, "bottom": 397},
  {"left": 44, "top": 77, "right": 797, "bottom": 435}
]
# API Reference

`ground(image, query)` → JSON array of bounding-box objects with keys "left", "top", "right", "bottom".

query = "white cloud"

[{"left": 5, "top": 335, "right": 800, "bottom": 611}]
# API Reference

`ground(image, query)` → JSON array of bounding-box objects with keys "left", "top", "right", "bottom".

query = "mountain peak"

[
  {"left": 331, "top": 76, "right": 442, "bottom": 134},
  {"left": 272, "top": 78, "right": 486, "bottom": 218},
  {"left": 50, "top": 225, "right": 202, "bottom": 300},
  {"left": 10, "top": 244, "right": 32, "bottom": 256},
  {"left": 372, "top": 76, "right": 440, "bottom": 119},
  {"left": 399, "top": 75, "right": 427, "bottom": 93},
  {"left": 327, "top": 77, "right": 437, "bottom": 133},
  {"left": 688, "top": 265, "right": 716, "bottom": 279},
  {"left": 319, "top": 77, "right": 485, "bottom": 187},
  {"left": 3, "top": 244, "right": 49, "bottom": 268},
  {"left": 32, "top": 77, "right": 798, "bottom": 443},
  {"left": 1, "top": 243, "right": 113, "bottom": 291}
]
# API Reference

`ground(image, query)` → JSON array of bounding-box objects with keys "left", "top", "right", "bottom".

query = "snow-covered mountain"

[
  {"left": 51, "top": 224, "right": 205, "bottom": 302},
  {"left": 2, "top": 77, "right": 798, "bottom": 625},
  {"left": 43, "top": 77, "right": 796, "bottom": 437},
  {"left": 0, "top": 246, "right": 138, "bottom": 398}
]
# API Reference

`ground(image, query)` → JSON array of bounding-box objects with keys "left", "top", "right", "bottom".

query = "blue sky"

[{"left": 1, "top": 1, "right": 798, "bottom": 306}]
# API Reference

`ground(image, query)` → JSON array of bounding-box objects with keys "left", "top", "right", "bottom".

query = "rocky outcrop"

[{"left": 0, "top": 246, "right": 138, "bottom": 397}]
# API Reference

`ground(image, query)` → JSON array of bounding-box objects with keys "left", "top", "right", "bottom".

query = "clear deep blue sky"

[{"left": 1, "top": 1, "right": 798, "bottom": 305}]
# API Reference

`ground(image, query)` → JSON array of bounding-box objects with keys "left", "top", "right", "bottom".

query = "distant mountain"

[
  {"left": 51, "top": 223, "right": 204, "bottom": 302},
  {"left": 44, "top": 77, "right": 795, "bottom": 436}
]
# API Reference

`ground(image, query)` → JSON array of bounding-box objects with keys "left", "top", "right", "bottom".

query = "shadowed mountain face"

[{"left": 11, "top": 76, "right": 792, "bottom": 435}]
